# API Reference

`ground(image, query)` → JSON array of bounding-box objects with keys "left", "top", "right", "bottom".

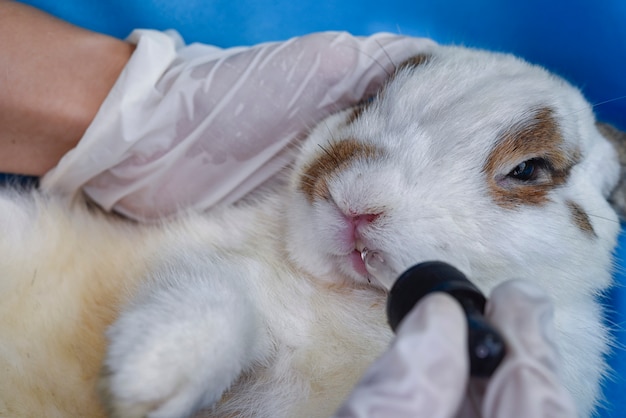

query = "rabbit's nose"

[
  {"left": 350, "top": 212, "right": 381, "bottom": 245},
  {"left": 351, "top": 213, "right": 380, "bottom": 226}
]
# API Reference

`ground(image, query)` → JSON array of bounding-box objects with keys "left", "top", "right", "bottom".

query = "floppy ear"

[
  {"left": 396, "top": 54, "right": 432, "bottom": 72},
  {"left": 396, "top": 54, "right": 432, "bottom": 69},
  {"left": 597, "top": 122, "right": 626, "bottom": 218}
]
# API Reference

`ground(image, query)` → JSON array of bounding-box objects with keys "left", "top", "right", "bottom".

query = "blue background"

[
  {"left": 19, "top": 0, "right": 626, "bottom": 131},
  {"left": 15, "top": 1, "right": 626, "bottom": 416}
]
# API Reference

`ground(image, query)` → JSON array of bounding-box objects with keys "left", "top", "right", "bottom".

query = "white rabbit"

[{"left": 0, "top": 45, "right": 623, "bottom": 418}]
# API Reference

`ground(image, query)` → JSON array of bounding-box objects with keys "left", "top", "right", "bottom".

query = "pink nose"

[{"left": 351, "top": 213, "right": 380, "bottom": 227}]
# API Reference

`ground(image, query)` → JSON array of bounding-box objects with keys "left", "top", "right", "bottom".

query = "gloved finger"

[
  {"left": 42, "top": 30, "right": 435, "bottom": 221},
  {"left": 480, "top": 280, "right": 577, "bottom": 418},
  {"left": 334, "top": 292, "right": 468, "bottom": 418}
]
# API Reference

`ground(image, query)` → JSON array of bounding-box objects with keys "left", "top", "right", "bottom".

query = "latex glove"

[
  {"left": 334, "top": 280, "right": 577, "bottom": 418},
  {"left": 41, "top": 30, "right": 436, "bottom": 221}
]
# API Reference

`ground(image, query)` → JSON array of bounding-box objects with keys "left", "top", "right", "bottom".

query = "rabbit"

[{"left": 0, "top": 44, "right": 624, "bottom": 418}]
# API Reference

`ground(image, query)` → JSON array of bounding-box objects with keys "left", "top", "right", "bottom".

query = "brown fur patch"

[
  {"left": 567, "top": 201, "right": 596, "bottom": 236},
  {"left": 345, "top": 102, "right": 369, "bottom": 126},
  {"left": 396, "top": 54, "right": 432, "bottom": 73},
  {"left": 300, "top": 139, "right": 381, "bottom": 202},
  {"left": 484, "top": 108, "right": 578, "bottom": 208}
]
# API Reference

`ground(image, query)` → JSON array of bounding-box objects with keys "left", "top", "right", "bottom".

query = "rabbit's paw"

[
  {"left": 98, "top": 363, "right": 222, "bottom": 418},
  {"left": 97, "top": 317, "right": 248, "bottom": 418}
]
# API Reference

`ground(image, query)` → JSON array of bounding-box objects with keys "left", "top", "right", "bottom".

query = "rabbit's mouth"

[
  {"left": 349, "top": 249, "right": 369, "bottom": 277},
  {"left": 351, "top": 240, "right": 372, "bottom": 277},
  {"left": 359, "top": 248, "right": 391, "bottom": 289}
]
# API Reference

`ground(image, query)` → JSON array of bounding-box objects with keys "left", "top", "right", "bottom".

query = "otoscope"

[{"left": 361, "top": 249, "right": 506, "bottom": 377}]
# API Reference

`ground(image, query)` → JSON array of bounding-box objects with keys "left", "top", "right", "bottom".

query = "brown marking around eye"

[
  {"left": 484, "top": 107, "right": 580, "bottom": 208},
  {"left": 567, "top": 201, "right": 597, "bottom": 237},
  {"left": 300, "top": 139, "right": 381, "bottom": 202}
]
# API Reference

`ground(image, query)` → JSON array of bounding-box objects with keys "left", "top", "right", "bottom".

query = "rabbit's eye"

[{"left": 508, "top": 159, "right": 543, "bottom": 181}]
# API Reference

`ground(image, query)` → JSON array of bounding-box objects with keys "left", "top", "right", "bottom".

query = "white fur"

[{"left": 0, "top": 45, "right": 621, "bottom": 418}]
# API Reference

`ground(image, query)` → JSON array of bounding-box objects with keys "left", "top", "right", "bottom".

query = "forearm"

[{"left": 0, "top": 1, "right": 134, "bottom": 175}]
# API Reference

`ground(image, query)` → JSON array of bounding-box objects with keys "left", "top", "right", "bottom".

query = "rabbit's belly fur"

[{"left": 0, "top": 193, "right": 171, "bottom": 417}]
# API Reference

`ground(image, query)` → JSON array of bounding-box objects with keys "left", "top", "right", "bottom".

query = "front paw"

[
  {"left": 98, "top": 362, "right": 218, "bottom": 418},
  {"left": 97, "top": 313, "right": 255, "bottom": 418},
  {"left": 97, "top": 256, "right": 268, "bottom": 417},
  {"left": 97, "top": 333, "right": 228, "bottom": 418},
  {"left": 96, "top": 292, "right": 268, "bottom": 418}
]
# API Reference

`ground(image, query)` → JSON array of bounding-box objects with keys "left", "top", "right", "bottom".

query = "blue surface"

[
  {"left": 15, "top": 1, "right": 626, "bottom": 416},
  {"left": 19, "top": 0, "right": 626, "bottom": 131},
  {"left": 602, "top": 228, "right": 626, "bottom": 416}
]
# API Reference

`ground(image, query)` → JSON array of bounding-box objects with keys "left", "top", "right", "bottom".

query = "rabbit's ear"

[
  {"left": 597, "top": 122, "right": 626, "bottom": 218},
  {"left": 396, "top": 54, "right": 432, "bottom": 72}
]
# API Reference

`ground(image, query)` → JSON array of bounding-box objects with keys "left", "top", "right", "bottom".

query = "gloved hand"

[
  {"left": 41, "top": 30, "right": 435, "bottom": 221},
  {"left": 333, "top": 280, "right": 578, "bottom": 418}
]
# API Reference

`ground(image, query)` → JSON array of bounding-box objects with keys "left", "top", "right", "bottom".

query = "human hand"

[
  {"left": 42, "top": 30, "right": 436, "bottom": 221},
  {"left": 333, "top": 280, "right": 577, "bottom": 418}
]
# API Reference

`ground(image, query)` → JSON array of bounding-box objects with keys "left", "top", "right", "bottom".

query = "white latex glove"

[
  {"left": 334, "top": 280, "right": 578, "bottom": 418},
  {"left": 41, "top": 30, "right": 436, "bottom": 221}
]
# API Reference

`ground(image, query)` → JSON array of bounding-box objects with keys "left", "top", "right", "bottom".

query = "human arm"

[
  {"left": 0, "top": 2, "right": 435, "bottom": 219},
  {"left": 0, "top": 0, "right": 134, "bottom": 175}
]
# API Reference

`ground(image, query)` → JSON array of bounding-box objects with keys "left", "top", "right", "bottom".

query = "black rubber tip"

[{"left": 386, "top": 261, "right": 506, "bottom": 377}]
